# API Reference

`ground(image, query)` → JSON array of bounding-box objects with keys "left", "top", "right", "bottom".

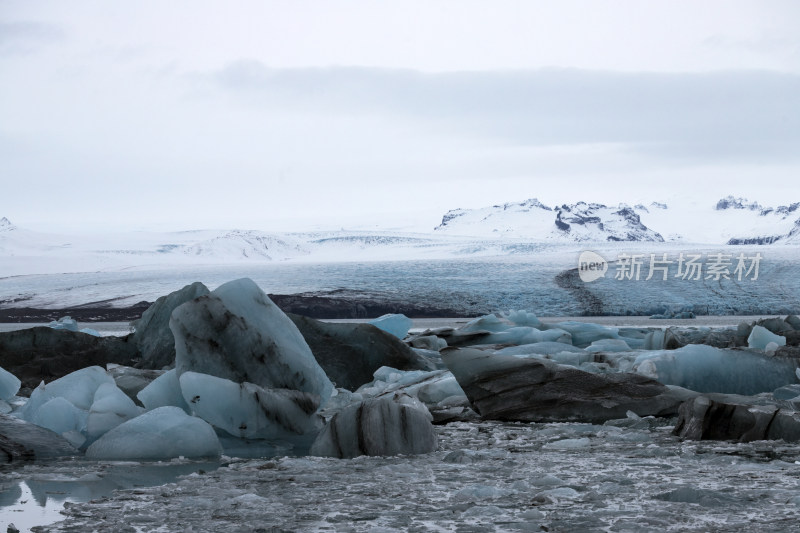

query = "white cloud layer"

[{"left": 1, "top": 1, "right": 799, "bottom": 232}]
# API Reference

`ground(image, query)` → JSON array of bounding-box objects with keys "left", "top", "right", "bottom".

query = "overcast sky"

[{"left": 1, "top": 1, "right": 799, "bottom": 233}]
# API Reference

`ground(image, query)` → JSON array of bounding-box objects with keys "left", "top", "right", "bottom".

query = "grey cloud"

[{"left": 210, "top": 61, "right": 800, "bottom": 163}]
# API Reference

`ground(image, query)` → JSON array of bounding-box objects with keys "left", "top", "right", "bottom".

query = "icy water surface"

[
  {"left": 0, "top": 460, "right": 220, "bottom": 532},
  {"left": 2, "top": 246, "right": 799, "bottom": 316},
  {"left": 17, "top": 420, "right": 800, "bottom": 532}
]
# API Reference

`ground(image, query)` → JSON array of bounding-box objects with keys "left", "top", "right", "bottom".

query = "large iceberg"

[
  {"left": 288, "top": 313, "right": 435, "bottom": 391},
  {"left": 442, "top": 347, "right": 694, "bottom": 423},
  {"left": 310, "top": 393, "right": 437, "bottom": 458},
  {"left": 170, "top": 278, "right": 333, "bottom": 405},
  {"left": 632, "top": 345, "right": 798, "bottom": 395},
  {"left": 17, "top": 366, "right": 115, "bottom": 421},
  {"left": 86, "top": 406, "right": 221, "bottom": 460}
]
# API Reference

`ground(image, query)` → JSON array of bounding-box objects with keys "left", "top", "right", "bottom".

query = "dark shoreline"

[{"left": 0, "top": 292, "right": 477, "bottom": 322}]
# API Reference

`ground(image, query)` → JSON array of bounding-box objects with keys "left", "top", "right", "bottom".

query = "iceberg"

[
  {"left": 586, "top": 339, "right": 632, "bottom": 353},
  {"left": 0, "top": 366, "right": 20, "bottom": 401},
  {"left": 459, "top": 314, "right": 510, "bottom": 333},
  {"left": 47, "top": 316, "right": 79, "bottom": 332},
  {"left": 85, "top": 406, "right": 222, "bottom": 460},
  {"left": 288, "top": 313, "right": 435, "bottom": 391},
  {"left": 442, "top": 347, "right": 694, "bottom": 423},
  {"left": 495, "top": 342, "right": 585, "bottom": 357},
  {"left": 368, "top": 314, "right": 413, "bottom": 339},
  {"left": 171, "top": 278, "right": 333, "bottom": 405},
  {"left": 502, "top": 310, "right": 542, "bottom": 328},
  {"left": 481, "top": 327, "right": 572, "bottom": 346},
  {"left": 674, "top": 395, "right": 800, "bottom": 443},
  {"left": 310, "top": 393, "right": 437, "bottom": 458},
  {"left": 409, "top": 335, "right": 448, "bottom": 351},
  {"left": 550, "top": 321, "right": 619, "bottom": 348},
  {"left": 355, "top": 366, "right": 467, "bottom": 412},
  {"left": 747, "top": 325, "right": 786, "bottom": 350},
  {"left": 179, "top": 371, "right": 322, "bottom": 441},
  {"left": 17, "top": 366, "right": 115, "bottom": 422},
  {"left": 633, "top": 344, "right": 797, "bottom": 395}
]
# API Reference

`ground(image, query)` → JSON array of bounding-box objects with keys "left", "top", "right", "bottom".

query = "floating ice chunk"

[
  {"left": 0, "top": 366, "right": 21, "bottom": 401},
  {"left": 78, "top": 328, "right": 100, "bottom": 337},
  {"left": 543, "top": 438, "right": 591, "bottom": 450},
  {"left": 633, "top": 344, "right": 797, "bottom": 395},
  {"left": 773, "top": 384, "right": 800, "bottom": 401},
  {"left": 410, "top": 335, "right": 448, "bottom": 351},
  {"left": 355, "top": 367, "right": 466, "bottom": 409},
  {"left": 459, "top": 314, "right": 510, "bottom": 333},
  {"left": 179, "top": 372, "right": 322, "bottom": 440},
  {"left": 39, "top": 366, "right": 115, "bottom": 411},
  {"left": 535, "top": 487, "right": 581, "bottom": 502},
  {"left": 309, "top": 393, "right": 437, "bottom": 458},
  {"left": 30, "top": 397, "right": 88, "bottom": 439},
  {"left": 551, "top": 322, "right": 618, "bottom": 348},
  {"left": 482, "top": 327, "right": 571, "bottom": 346},
  {"left": 453, "top": 485, "right": 510, "bottom": 501},
  {"left": 765, "top": 342, "right": 780, "bottom": 356},
  {"left": 748, "top": 325, "right": 786, "bottom": 350},
  {"left": 0, "top": 400, "right": 10, "bottom": 414},
  {"left": 496, "top": 342, "right": 584, "bottom": 357},
  {"left": 86, "top": 406, "right": 222, "bottom": 460},
  {"left": 136, "top": 369, "right": 190, "bottom": 413},
  {"left": 368, "top": 314, "right": 413, "bottom": 339},
  {"left": 47, "top": 316, "right": 79, "bottom": 332},
  {"left": 415, "top": 374, "right": 466, "bottom": 407},
  {"left": 322, "top": 388, "right": 364, "bottom": 413},
  {"left": 643, "top": 329, "right": 683, "bottom": 350},
  {"left": 86, "top": 383, "right": 142, "bottom": 442},
  {"left": 171, "top": 278, "right": 333, "bottom": 406},
  {"left": 17, "top": 366, "right": 115, "bottom": 422},
  {"left": 586, "top": 339, "right": 632, "bottom": 353},
  {"left": 502, "top": 310, "right": 542, "bottom": 328}
]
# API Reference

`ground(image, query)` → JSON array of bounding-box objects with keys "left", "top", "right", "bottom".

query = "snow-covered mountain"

[
  {"left": 436, "top": 196, "right": 800, "bottom": 245},
  {"left": 638, "top": 195, "right": 800, "bottom": 244},
  {"left": 435, "top": 199, "right": 664, "bottom": 242},
  {"left": 181, "top": 230, "right": 308, "bottom": 260},
  {"left": 1, "top": 195, "right": 799, "bottom": 278}
]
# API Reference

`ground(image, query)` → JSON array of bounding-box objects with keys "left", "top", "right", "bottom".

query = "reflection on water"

[{"left": 0, "top": 459, "right": 219, "bottom": 532}]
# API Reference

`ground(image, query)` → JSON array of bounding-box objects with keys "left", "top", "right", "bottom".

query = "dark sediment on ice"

[
  {"left": 0, "top": 327, "right": 139, "bottom": 392},
  {"left": 0, "top": 292, "right": 476, "bottom": 322}
]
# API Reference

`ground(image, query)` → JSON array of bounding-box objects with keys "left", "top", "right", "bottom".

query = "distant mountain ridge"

[
  {"left": 1, "top": 195, "right": 799, "bottom": 277},
  {"left": 435, "top": 196, "right": 800, "bottom": 244}
]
